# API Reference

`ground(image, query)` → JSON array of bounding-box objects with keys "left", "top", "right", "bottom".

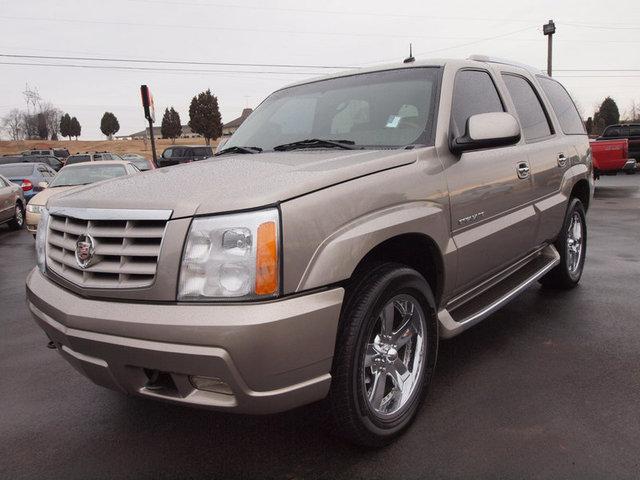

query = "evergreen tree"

[
  {"left": 100, "top": 112, "right": 120, "bottom": 140},
  {"left": 188, "top": 89, "right": 222, "bottom": 145},
  {"left": 593, "top": 97, "right": 620, "bottom": 135},
  {"left": 585, "top": 117, "right": 594, "bottom": 135},
  {"left": 161, "top": 107, "right": 182, "bottom": 142},
  {"left": 59, "top": 113, "right": 72, "bottom": 140},
  {"left": 70, "top": 116, "right": 81, "bottom": 140}
]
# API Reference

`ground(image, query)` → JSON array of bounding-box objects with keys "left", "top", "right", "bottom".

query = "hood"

[
  {"left": 48, "top": 149, "right": 418, "bottom": 218},
  {"left": 31, "top": 185, "right": 79, "bottom": 207}
]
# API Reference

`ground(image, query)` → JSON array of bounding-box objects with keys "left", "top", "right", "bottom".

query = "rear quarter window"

[
  {"left": 192, "top": 147, "right": 212, "bottom": 157},
  {"left": 537, "top": 77, "right": 586, "bottom": 135}
]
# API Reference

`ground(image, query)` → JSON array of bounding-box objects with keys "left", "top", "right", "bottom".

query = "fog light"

[{"left": 189, "top": 376, "right": 233, "bottom": 395}]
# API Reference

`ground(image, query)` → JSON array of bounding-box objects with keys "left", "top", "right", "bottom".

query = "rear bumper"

[{"left": 26, "top": 269, "right": 344, "bottom": 414}]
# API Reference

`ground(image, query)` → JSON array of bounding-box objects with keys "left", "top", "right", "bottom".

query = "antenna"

[{"left": 403, "top": 43, "right": 415, "bottom": 64}]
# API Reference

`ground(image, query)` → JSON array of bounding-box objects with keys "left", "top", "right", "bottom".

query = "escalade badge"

[{"left": 75, "top": 234, "right": 96, "bottom": 269}]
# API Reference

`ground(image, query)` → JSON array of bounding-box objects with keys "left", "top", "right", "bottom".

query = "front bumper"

[{"left": 26, "top": 269, "right": 344, "bottom": 414}]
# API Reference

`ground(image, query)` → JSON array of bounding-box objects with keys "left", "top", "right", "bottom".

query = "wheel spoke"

[
  {"left": 380, "top": 302, "right": 395, "bottom": 335},
  {"left": 364, "top": 343, "right": 378, "bottom": 368},
  {"left": 368, "top": 371, "right": 387, "bottom": 410}
]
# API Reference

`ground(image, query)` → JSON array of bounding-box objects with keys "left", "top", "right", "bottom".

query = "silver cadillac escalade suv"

[{"left": 26, "top": 56, "right": 593, "bottom": 447}]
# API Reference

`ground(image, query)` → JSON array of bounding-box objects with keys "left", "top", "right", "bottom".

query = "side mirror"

[
  {"left": 38, "top": 181, "right": 49, "bottom": 189},
  {"left": 215, "top": 137, "right": 229, "bottom": 154},
  {"left": 451, "top": 112, "right": 521, "bottom": 154}
]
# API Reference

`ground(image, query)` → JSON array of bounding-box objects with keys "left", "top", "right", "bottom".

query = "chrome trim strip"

[
  {"left": 438, "top": 245, "right": 560, "bottom": 338},
  {"left": 48, "top": 207, "right": 173, "bottom": 221}
]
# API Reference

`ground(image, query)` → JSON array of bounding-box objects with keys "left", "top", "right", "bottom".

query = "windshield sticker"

[{"left": 385, "top": 115, "right": 401, "bottom": 128}]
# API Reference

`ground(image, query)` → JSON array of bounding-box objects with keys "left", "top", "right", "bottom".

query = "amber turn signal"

[{"left": 255, "top": 221, "right": 278, "bottom": 295}]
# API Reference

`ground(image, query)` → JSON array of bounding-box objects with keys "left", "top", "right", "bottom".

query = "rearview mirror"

[
  {"left": 38, "top": 181, "right": 49, "bottom": 189},
  {"left": 451, "top": 112, "right": 521, "bottom": 154}
]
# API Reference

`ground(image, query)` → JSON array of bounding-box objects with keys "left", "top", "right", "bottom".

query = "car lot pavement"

[{"left": 1, "top": 174, "right": 639, "bottom": 479}]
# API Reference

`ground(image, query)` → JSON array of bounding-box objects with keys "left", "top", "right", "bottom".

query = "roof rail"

[{"left": 468, "top": 55, "right": 544, "bottom": 75}]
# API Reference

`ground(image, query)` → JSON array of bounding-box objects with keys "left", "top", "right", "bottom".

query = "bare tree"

[
  {"left": 623, "top": 100, "right": 640, "bottom": 122},
  {"left": 1, "top": 109, "right": 25, "bottom": 140},
  {"left": 41, "top": 102, "right": 63, "bottom": 141}
]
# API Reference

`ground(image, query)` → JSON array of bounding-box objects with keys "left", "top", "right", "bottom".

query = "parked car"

[
  {"left": 590, "top": 138, "right": 629, "bottom": 179},
  {"left": 0, "top": 173, "right": 26, "bottom": 230},
  {"left": 157, "top": 145, "right": 213, "bottom": 167},
  {"left": 0, "top": 163, "right": 56, "bottom": 202},
  {"left": 26, "top": 56, "right": 592, "bottom": 447},
  {"left": 0, "top": 154, "right": 64, "bottom": 171},
  {"left": 25, "top": 160, "right": 140, "bottom": 235},
  {"left": 22, "top": 148, "right": 70, "bottom": 160},
  {"left": 65, "top": 152, "right": 123, "bottom": 165},
  {"left": 120, "top": 154, "right": 156, "bottom": 171}
]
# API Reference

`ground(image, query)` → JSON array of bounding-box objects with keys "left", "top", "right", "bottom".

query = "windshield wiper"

[
  {"left": 273, "top": 138, "right": 356, "bottom": 152},
  {"left": 215, "top": 146, "right": 263, "bottom": 156}
]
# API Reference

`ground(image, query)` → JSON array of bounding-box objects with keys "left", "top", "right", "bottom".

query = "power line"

[
  {"left": 0, "top": 15, "right": 531, "bottom": 41},
  {"left": 128, "top": 0, "right": 640, "bottom": 29},
  {"left": 560, "top": 21, "right": 640, "bottom": 31},
  {"left": 0, "top": 53, "right": 356, "bottom": 70},
  {"left": 0, "top": 61, "right": 325, "bottom": 76}
]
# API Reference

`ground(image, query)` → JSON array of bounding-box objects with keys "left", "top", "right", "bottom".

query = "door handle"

[
  {"left": 516, "top": 161, "right": 530, "bottom": 179},
  {"left": 557, "top": 153, "right": 567, "bottom": 167}
]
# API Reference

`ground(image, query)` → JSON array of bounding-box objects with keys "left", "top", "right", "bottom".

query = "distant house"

[
  {"left": 116, "top": 125, "right": 202, "bottom": 140},
  {"left": 222, "top": 108, "right": 253, "bottom": 136}
]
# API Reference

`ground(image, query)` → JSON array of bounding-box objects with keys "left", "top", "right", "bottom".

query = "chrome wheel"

[
  {"left": 15, "top": 205, "right": 24, "bottom": 227},
  {"left": 566, "top": 211, "right": 583, "bottom": 274},
  {"left": 362, "top": 294, "right": 426, "bottom": 418}
]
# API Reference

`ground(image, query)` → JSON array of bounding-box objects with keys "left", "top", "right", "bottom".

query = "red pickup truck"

[
  {"left": 591, "top": 123, "right": 640, "bottom": 178},
  {"left": 590, "top": 138, "right": 629, "bottom": 179}
]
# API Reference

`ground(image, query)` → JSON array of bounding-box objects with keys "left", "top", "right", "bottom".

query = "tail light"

[{"left": 21, "top": 179, "right": 33, "bottom": 192}]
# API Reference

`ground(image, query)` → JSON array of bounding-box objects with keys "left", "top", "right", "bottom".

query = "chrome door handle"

[
  {"left": 557, "top": 153, "right": 567, "bottom": 167},
  {"left": 516, "top": 161, "right": 530, "bottom": 179}
]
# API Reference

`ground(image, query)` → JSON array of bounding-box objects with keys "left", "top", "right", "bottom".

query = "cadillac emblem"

[{"left": 75, "top": 234, "right": 96, "bottom": 269}]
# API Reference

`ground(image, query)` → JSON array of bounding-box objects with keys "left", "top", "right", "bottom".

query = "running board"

[{"left": 438, "top": 245, "right": 560, "bottom": 338}]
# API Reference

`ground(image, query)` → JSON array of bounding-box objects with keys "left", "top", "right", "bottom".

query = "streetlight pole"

[{"left": 543, "top": 20, "right": 556, "bottom": 77}]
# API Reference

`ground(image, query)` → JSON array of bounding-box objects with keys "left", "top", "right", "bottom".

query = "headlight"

[
  {"left": 27, "top": 204, "right": 43, "bottom": 214},
  {"left": 178, "top": 208, "right": 279, "bottom": 300},
  {"left": 35, "top": 209, "right": 50, "bottom": 273}
]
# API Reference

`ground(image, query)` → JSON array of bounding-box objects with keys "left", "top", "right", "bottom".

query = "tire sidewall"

[{"left": 346, "top": 268, "right": 438, "bottom": 439}]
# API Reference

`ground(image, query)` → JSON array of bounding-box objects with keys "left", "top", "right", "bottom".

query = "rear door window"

[
  {"left": 537, "top": 77, "right": 586, "bottom": 135},
  {"left": 502, "top": 74, "right": 553, "bottom": 140},
  {"left": 192, "top": 147, "right": 212, "bottom": 157},
  {"left": 452, "top": 69, "right": 504, "bottom": 136}
]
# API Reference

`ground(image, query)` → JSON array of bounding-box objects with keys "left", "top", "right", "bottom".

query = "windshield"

[
  {"left": 65, "top": 155, "right": 91, "bottom": 165},
  {"left": 0, "top": 164, "right": 35, "bottom": 176},
  {"left": 49, "top": 164, "right": 128, "bottom": 187},
  {"left": 225, "top": 67, "right": 440, "bottom": 151},
  {"left": 130, "top": 158, "right": 150, "bottom": 170}
]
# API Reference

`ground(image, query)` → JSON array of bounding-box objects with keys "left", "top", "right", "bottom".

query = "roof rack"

[{"left": 468, "top": 55, "right": 544, "bottom": 75}]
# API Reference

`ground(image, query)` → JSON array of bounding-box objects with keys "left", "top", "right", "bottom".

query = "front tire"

[
  {"left": 540, "top": 198, "right": 587, "bottom": 289},
  {"left": 8, "top": 202, "right": 25, "bottom": 230},
  {"left": 327, "top": 263, "right": 438, "bottom": 447}
]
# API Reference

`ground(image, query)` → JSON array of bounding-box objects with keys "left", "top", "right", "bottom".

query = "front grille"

[{"left": 46, "top": 213, "right": 167, "bottom": 289}]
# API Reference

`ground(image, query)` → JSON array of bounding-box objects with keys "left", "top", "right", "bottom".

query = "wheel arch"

[{"left": 570, "top": 178, "right": 591, "bottom": 211}]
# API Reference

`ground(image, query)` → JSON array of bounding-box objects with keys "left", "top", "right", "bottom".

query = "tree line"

[{"left": 585, "top": 97, "right": 639, "bottom": 136}]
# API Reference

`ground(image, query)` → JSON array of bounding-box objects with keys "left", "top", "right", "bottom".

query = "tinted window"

[
  {"left": 226, "top": 67, "right": 441, "bottom": 150},
  {"left": 192, "top": 147, "right": 212, "bottom": 157},
  {"left": 0, "top": 164, "right": 35, "bottom": 176},
  {"left": 502, "top": 74, "right": 552, "bottom": 140},
  {"left": 603, "top": 126, "right": 622, "bottom": 138},
  {"left": 538, "top": 77, "right": 585, "bottom": 135},
  {"left": 65, "top": 155, "right": 91, "bottom": 165},
  {"left": 452, "top": 70, "right": 504, "bottom": 135},
  {"left": 0, "top": 156, "right": 24, "bottom": 165},
  {"left": 162, "top": 148, "right": 173, "bottom": 158},
  {"left": 630, "top": 125, "right": 640, "bottom": 137}
]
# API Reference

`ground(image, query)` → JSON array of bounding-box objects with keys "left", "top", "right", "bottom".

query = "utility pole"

[
  {"left": 543, "top": 20, "right": 556, "bottom": 76},
  {"left": 140, "top": 85, "right": 158, "bottom": 165}
]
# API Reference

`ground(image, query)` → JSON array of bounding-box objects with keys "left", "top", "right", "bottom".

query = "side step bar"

[{"left": 438, "top": 245, "right": 560, "bottom": 338}]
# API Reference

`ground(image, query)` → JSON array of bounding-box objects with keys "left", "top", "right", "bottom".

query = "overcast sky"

[{"left": 0, "top": 0, "right": 638, "bottom": 139}]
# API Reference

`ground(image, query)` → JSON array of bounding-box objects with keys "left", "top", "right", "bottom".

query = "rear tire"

[
  {"left": 326, "top": 263, "right": 438, "bottom": 447},
  {"left": 540, "top": 198, "right": 586, "bottom": 289},
  {"left": 8, "top": 202, "right": 25, "bottom": 231}
]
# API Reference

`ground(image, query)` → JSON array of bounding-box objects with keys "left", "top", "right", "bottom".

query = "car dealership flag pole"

[
  {"left": 140, "top": 85, "right": 158, "bottom": 164},
  {"left": 543, "top": 20, "right": 556, "bottom": 77}
]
